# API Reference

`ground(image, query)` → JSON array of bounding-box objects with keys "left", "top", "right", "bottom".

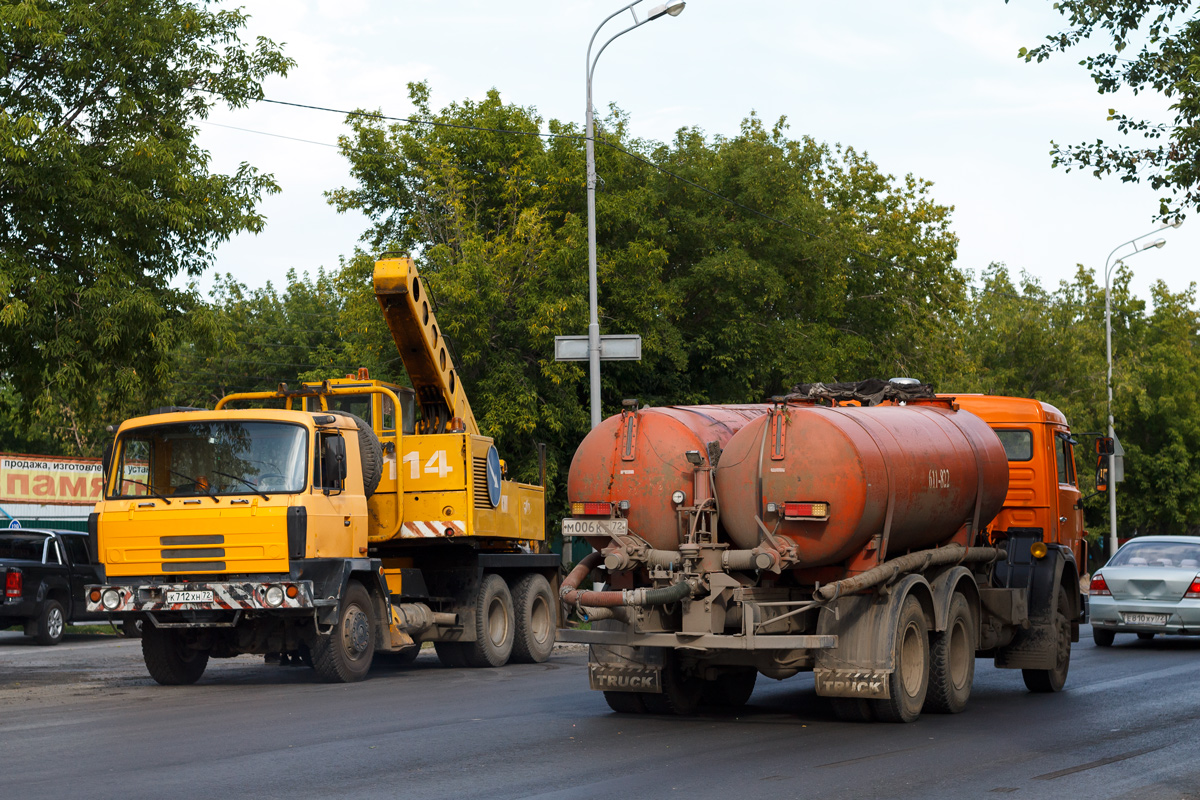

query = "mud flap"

[
  {"left": 812, "top": 573, "right": 931, "bottom": 700},
  {"left": 587, "top": 619, "right": 663, "bottom": 694}
]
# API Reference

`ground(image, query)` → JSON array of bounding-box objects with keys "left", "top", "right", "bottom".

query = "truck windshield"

[{"left": 110, "top": 421, "right": 308, "bottom": 499}]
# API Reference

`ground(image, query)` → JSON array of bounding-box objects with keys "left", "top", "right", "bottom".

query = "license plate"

[
  {"left": 1122, "top": 612, "right": 1169, "bottom": 626},
  {"left": 561, "top": 518, "right": 628, "bottom": 539},
  {"left": 166, "top": 590, "right": 214, "bottom": 604}
]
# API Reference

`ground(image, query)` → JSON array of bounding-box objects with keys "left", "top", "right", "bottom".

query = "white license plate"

[
  {"left": 1122, "top": 612, "right": 1169, "bottom": 626},
  {"left": 166, "top": 590, "right": 214, "bottom": 604},
  {"left": 561, "top": 518, "right": 628, "bottom": 539}
]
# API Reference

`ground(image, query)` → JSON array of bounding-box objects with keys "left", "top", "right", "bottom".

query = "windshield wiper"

[
  {"left": 213, "top": 470, "right": 270, "bottom": 501},
  {"left": 169, "top": 469, "right": 218, "bottom": 502},
  {"left": 120, "top": 478, "right": 172, "bottom": 505}
]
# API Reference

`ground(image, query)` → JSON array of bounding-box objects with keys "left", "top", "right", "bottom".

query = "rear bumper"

[
  {"left": 1089, "top": 595, "right": 1200, "bottom": 634},
  {"left": 85, "top": 581, "right": 315, "bottom": 614}
]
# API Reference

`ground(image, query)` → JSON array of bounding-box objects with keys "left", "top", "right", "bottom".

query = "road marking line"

[{"left": 1069, "top": 661, "right": 1200, "bottom": 695}]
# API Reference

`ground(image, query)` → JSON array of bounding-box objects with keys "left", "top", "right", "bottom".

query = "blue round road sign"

[{"left": 486, "top": 446, "right": 502, "bottom": 508}]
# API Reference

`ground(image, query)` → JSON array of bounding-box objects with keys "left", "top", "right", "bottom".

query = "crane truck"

[
  {"left": 86, "top": 255, "right": 559, "bottom": 684},
  {"left": 558, "top": 381, "right": 1105, "bottom": 722}
]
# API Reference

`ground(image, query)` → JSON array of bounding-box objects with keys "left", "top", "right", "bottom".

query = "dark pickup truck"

[{"left": 1, "top": 527, "right": 105, "bottom": 645}]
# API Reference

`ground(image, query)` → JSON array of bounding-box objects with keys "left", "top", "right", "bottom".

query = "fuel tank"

[
  {"left": 715, "top": 400, "right": 1009, "bottom": 568},
  {"left": 568, "top": 405, "right": 771, "bottom": 550}
]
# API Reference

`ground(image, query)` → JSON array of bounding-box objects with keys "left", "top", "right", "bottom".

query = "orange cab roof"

[{"left": 941, "top": 394, "right": 1068, "bottom": 427}]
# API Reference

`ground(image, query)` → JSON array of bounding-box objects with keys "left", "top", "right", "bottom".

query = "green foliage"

[
  {"left": 325, "top": 84, "right": 964, "bottom": 520},
  {"left": 946, "top": 262, "right": 1200, "bottom": 538},
  {"left": 1013, "top": 1, "right": 1200, "bottom": 220},
  {"left": 0, "top": 0, "right": 293, "bottom": 452}
]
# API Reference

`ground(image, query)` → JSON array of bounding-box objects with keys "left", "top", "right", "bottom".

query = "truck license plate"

[
  {"left": 561, "top": 518, "right": 628, "bottom": 539},
  {"left": 166, "top": 590, "right": 214, "bottom": 604},
  {"left": 1122, "top": 612, "right": 1168, "bottom": 626}
]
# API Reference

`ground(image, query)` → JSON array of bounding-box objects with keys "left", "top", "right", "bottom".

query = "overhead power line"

[{"left": 196, "top": 89, "right": 894, "bottom": 259}]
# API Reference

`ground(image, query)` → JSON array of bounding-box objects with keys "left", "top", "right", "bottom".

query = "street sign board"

[{"left": 554, "top": 334, "right": 642, "bottom": 362}]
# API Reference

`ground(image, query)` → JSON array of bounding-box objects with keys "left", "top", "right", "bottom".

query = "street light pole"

[
  {"left": 1102, "top": 228, "right": 1174, "bottom": 558},
  {"left": 585, "top": 1, "right": 685, "bottom": 429}
]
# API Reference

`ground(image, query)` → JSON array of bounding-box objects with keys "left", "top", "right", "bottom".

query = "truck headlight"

[
  {"left": 265, "top": 585, "right": 284, "bottom": 607},
  {"left": 101, "top": 589, "right": 121, "bottom": 610}
]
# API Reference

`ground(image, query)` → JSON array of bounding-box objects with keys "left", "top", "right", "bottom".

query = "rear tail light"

[
  {"left": 1090, "top": 574, "right": 1111, "bottom": 596},
  {"left": 1186, "top": 578, "right": 1200, "bottom": 599},
  {"left": 571, "top": 501, "right": 613, "bottom": 516},
  {"left": 783, "top": 502, "right": 830, "bottom": 519},
  {"left": 5, "top": 569, "right": 21, "bottom": 599}
]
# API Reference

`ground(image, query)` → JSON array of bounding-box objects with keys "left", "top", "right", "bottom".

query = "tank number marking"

[
  {"left": 619, "top": 469, "right": 635, "bottom": 475},
  {"left": 928, "top": 468, "right": 951, "bottom": 490},
  {"left": 769, "top": 467, "right": 785, "bottom": 473},
  {"left": 403, "top": 450, "right": 453, "bottom": 479}
]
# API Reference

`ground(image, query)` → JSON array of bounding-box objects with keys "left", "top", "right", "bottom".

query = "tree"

[
  {"left": 0, "top": 0, "right": 293, "bottom": 454},
  {"left": 1015, "top": 1, "right": 1200, "bottom": 220},
  {"left": 328, "top": 83, "right": 965, "bottom": 517}
]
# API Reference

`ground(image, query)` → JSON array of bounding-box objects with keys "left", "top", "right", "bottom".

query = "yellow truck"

[{"left": 85, "top": 255, "right": 558, "bottom": 683}]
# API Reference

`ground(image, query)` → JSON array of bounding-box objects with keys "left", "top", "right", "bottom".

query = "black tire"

[
  {"left": 702, "top": 669, "right": 757, "bottom": 709},
  {"left": 121, "top": 618, "right": 143, "bottom": 639},
  {"left": 1137, "top": 632, "right": 1156, "bottom": 641},
  {"left": 312, "top": 580, "right": 376, "bottom": 683},
  {"left": 463, "top": 574, "right": 515, "bottom": 668},
  {"left": 604, "top": 691, "right": 648, "bottom": 714},
  {"left": 35, "top": 599, "right": 65, "bottom": 646},
  {"left": 924, "top": 592, "right": 975, "bottom": 714},
  {"left": 1023, "top": 590, "right": 1072, "bottom": 693},
  {"left": 830, "top": 697, "right": 875, "bottom": 722},
  {"left": 643, "top": 650, "right": 703, "bottom": 716},
  {"left": 871, "top": 595, "right": 930, "bottom": 723},
  {"left": 1093, "top": 628, "right": 1115, "bottom": 647},
  {"left": 511, "top": 573, "right": 555, "bottom": 664},
  {"left": 434, "top": 641, "right": 471, "bottom": 668},
  {"left": 328, "top": 411, "right": 383, "bottom": 498},
  {"left": 142, "top": 627, "right": 209, "bottom": 685}
]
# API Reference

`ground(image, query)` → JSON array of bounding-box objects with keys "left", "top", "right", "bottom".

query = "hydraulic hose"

[{"left": 814, "top": 545, "right": 1005, "bottom": 602}]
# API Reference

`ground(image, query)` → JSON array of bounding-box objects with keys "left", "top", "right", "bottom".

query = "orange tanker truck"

[{"left": 558, "top": 380, "right": 1105, "bottom": 722}]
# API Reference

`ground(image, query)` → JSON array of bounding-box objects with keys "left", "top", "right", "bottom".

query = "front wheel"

[
  {"left": 1023, "top": 590, "right": 1071, "bottom": 693},
  {"left": 35, "top": 599, "right": 65, "bottom": 646},
  {"left": 312, "top": 580, "right": 376, "bottom": 683},
  {"left": 142, "top": 628, "right": 209, "bottom": 685}
]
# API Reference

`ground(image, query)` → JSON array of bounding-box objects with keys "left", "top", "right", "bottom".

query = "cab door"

[
  {"left": 1052, "top": 428, "right": 1084, "bottom": 548},
  {"left": 307, "top": 429, "right": 367, "bottom": 558}
]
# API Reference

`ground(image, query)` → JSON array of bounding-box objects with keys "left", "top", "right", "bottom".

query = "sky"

[{"left": 195, "top": 0, "right": 1200, "bottom": 307}]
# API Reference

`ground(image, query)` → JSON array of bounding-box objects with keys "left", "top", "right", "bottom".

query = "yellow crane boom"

[{"left": 373, "top": 254, "right": 479, "bottom": 436}]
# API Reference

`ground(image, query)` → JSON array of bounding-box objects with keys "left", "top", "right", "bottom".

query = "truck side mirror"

[
  {"left": 324, "top": 436, "right": 347, "bottom": 485},
  {"left": 1095, "top": 459, "right": 1109, "bottom": 493},
  {"left": 1096, "top": 437, "right": 1115, "bottom": 457}
]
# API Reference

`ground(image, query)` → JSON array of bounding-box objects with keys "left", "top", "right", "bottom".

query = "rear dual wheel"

[
  {"left": 925, "top": 593, "right": 975, "bottom": 714},
  {"left": 872, "top": 596, "right": 930, "bottom": 723}
]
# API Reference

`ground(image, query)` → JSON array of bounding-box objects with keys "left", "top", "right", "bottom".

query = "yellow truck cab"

[{"left": 87, "top": 256, "right": 559, "bottom": 684}]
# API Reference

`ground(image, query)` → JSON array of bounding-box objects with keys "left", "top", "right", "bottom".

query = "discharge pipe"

[
  {"left": 560, "top": 551, "right": 694, "bottom": 608},
  {"left": 814, "top": 545, "right": 1005, "bottom": 602}
]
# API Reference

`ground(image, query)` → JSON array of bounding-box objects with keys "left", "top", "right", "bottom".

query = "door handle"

[
  {"left": 343, "top": 516, "right": 351, "bottom": 527},
  {"left": 1059, "top": 516, "right": 1068, "bottom": 524}
]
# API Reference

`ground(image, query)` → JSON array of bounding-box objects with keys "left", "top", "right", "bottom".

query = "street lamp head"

[
  {"left": 1141, "top": 238, "right": 1167, "bottom": 250},
  {"left": 648, "top": 1, "right": 686, "bottom": 20},
  {"left": 1160, "top": 218, "right": 1185, "bottom": 229}
]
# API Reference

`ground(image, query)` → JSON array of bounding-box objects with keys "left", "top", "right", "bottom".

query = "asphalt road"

[{"left": 2, "top": 625, "right": 1198, "bottom": 800}]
